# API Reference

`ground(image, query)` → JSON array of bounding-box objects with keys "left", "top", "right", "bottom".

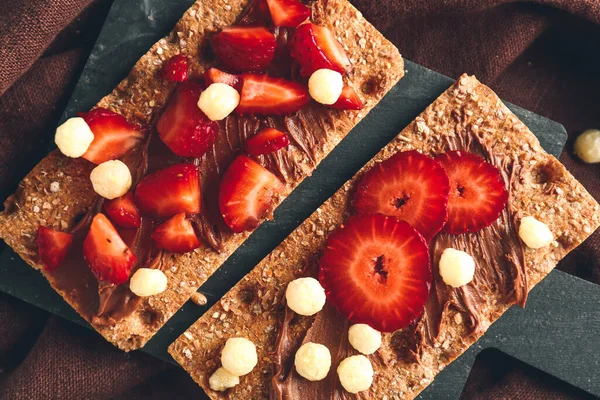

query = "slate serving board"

[{"left": 1, "top": 1, "right": 599, "bottom": 398}]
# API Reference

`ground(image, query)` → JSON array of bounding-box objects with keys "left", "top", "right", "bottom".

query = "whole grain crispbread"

[
  {"left": 168, "top": 75, "right": 600, "bottom": 400},
  {"left": 0, "top": 0, "right": 403, "bottom": 351}
]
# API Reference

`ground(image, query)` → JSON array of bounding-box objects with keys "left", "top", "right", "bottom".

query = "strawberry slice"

[
  {"left": 266, "top": 0, "right": 311, "bottom": 27},
  {"left": 79, "top": 108, "right": 145, "bottom": 165},
  {"left": 161, "top": 54, "right": 189, "bottom": 82},
  {"left": 245, "top": 128, "right": 290, "bottom": 155},
  {"left": 212, "top": 26, "right": 276, "bottom": 72},
  {"left": 218, "top": 155, "right": 284, "bottom": 233},
  {"left": 236, "top": 74, "right": 310, "bottom": 115},
  {"left": 435, "top": 150, "right": 508, "bottom": 234},
  {"left": 83, "top": 214, "right": 137, "bottom": 285},
  {"left": 103, "top": 191, "right": 141, "bottom": 229},
  {"left": 318, "top": 213, "right": 431, "bottom": 332},
  {"left": 156, "top": 81, "right": 219, "bottom": 158},
  {"left": 331, "top": 86, "right": 364, "bottom": 110},
  {"left": 203, "top": 68, "right": 241, "bottom": 90},
  {"left": 353, "top": 150, "right": 449, "bottom": 241},
  {"left": 153, "top": 213, "right": 202, "bottom": 253},
  {"left": 36, "top": 226, "right": 74, "bottom": 273},
  {"left": 135, "top": 164, "right": 201, "bottom": 219},
  {"left": 289, "top": 23, "right": 351, "bottom": 77}
]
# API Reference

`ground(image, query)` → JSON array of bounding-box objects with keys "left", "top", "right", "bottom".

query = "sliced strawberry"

[
  {"left": 289, "top": 23, "right": 351, "bottom": 77},
  {"left": 36, "top": 226, "right": 73, "bottom": 273},
  {"left": 103, "top": 191, "right": 141, "bottom": 229},
  {"left": 219, "top": 155, "right": 284, "bottom": 233},
  {"left": 156, "top": 81, "right": 219, "bottom": 158},
  {"left": 203, "top": 68, "right": 241, "bottom": 90},
  {"left": 161, "top": 54, "right": 189, "bottom": 82},
  {"left": 212, "top": 26, "right": 276, "bottom": 72},
  {"left": 435, "top": 150, "right": 508, "bottom": 234},
  {"left": 153, "top": 213, "right": 201, "bottom": 253},
  {"left": 237, "top": 74, "right": 310, "bottom": 115},
  {"left": 353, "top": 150, "right": 449, "bottom": 241},
  {"left": 83, "top": 214, "right": 137, "bottom": 285},
  {"left": 245, "top": 128, "right": 290, "bottom": 155},
  {"left": 266, "top": 0, "right": 311, "bottom": 27},
  {"left": 239, "top": 0, "right": 272, "bottom": 26},
  {"left": 318, "top": 213, "right": 431, "bottom": 332},
  {"left": 135, "top": 164, "right": 201, "bottom": 219},
  {"left": 79, "top": 108, "right": 145, "bottom": 164},
  {"left": 331, "top": 86, "right": 364, "bottom": 110}
]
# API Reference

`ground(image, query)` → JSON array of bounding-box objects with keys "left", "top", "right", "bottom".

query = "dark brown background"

[{"left": 0, "top": 0, "right": 599, "bottom": 399}]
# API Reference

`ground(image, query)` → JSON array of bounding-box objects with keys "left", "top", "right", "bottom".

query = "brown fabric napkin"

[{"left": 0, "top": 0, "right": 599, "bottom": 399}]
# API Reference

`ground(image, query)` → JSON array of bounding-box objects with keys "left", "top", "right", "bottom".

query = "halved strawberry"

[
  {"left": 103, "top": 191, "right": 141, "bottom": 229},
  {"left": 218, "top": 155, "right": 284, "bottom": 233},
  {"left": 435, "top": 150, "right": 508, "bottom": 234},
  {"left": 135, "top": 164, "right": 201, "bottom": 219},
  {"left": 83, "top": 214, "right": 137, "bottom": 285},
  {"left": 161, "top": 54, "right": 189, "bottom": 82},
  {"left": 236, "top": 74, "right": 310, "bottom": 115},
  {"left": 289, "top": 23, "right": 351, "bottom": 77},
  {"left": 318, "top": 213, "right": 431, "bottom": 332},
  {"left": 353, "top": 150, "right": 449, "bottom": 241},
  {"left": 266, "top": 0, "right": 311, "bottom": 27},
  {"left": 203, "top": 68, "right": 241, "bottom": 90},
  {"left": 331, "top": 86, "right": 364, "bottom": 110},
  {"left": 153, "top": 213, "right": 202, "bottom": 253},
  {"left": 36, "top": 226, "right": 73, "bottom": 273},
  {"left": 79, "top": 108, "right": 145, "bottom": 164},
  {"left": 245, "top": 128, "right": 290, "bottom": 155},
  {"left": 156, "top": 81, "right": 219, "bottom": 158},
  {"left": 212, "top": 26, "right": 276, "bottom": 72}
]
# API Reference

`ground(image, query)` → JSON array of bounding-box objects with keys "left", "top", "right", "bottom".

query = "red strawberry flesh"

[
  {"left": 331, "top": 85, "right": 364, "bottom": 110},
  {"left": 237, "top": 74, "right": 310, "bottom": 115},
  {"left": 79, "top": 108, "right": 145, "bottom": 164},
  {"left": 83, "top": 214, "right": 137, "bottom": 285},
  {"left": 153, "top": 213, "right": 202, "bottom": 253},
  {"left": 103, "top": 191, "right": 141, "bottom": 229},
  {"left": 203, "top": 68, "right": 241, "bottom": 90},
  {"left": 266, "top": 0, "right": 311, "bottom": 27},
  {"left": 353, "top": 150, "right": 449, "bottom": 241},
  {"left": 135, "top": 163, "right": 201, "bottom": 219},
  {"left": 318, "top": 213, "right": 431, "bottom": 332},
  {"left": 212, "top": 26, "right": 276, "bottom": 72},
  {"left": 435, "top": 150, "right": 508, "bottom": 234},
  {"left": 289, "top": 23, "right": 350, "bottom": 77},
  {"left": 245, "top": 128, "right": 290, "bottom": 155},
  {"left": 161, "top": 54, "right": 189, "bottom": 82},
  {"left": 219, "top": 155, "right": 284, "bottom": 233},
  {"left": 157, "top": 81, "right": 219, "bottom": 158},
  {"left": 36, "top": 226, "right": 73, "bottom": 273}
]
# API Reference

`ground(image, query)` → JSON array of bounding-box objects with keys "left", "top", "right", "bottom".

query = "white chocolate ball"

[
  {"left": 519, "top": 216, "right": 554, "bottom": 249},
  {"left": 208, "top": 367, "right": 240, "bottom": 392},
  {"left": 308, "top": 69, "right": 344, "bottom": 105},
  {"left": 439, "top": 248, "right": 475, "bottom": 288},
  {"left": 197, "top": 83, "right": 240, "bottom": 121},
  {"left": 89, "top": 160, "right": 132, "bottom": 199},
  {"left": 221, "top": 337, "right": 258, "bottom": 376},
  {"left": 129, "top": 268, "right": 168, "bottom": 297},
  {"left": 285, "top": 277, "right": 326, "bottom": 316},
  {"left": 574, "top": 129, "right": 600, "bottom": 164},
  {"left": 337, "top": 355, "right": 374, "bottom": 394},
  {"left": 55, "top": 117, "right": 95, "bottom": 158},
  {"left": 294, "top": 342, "right": 331, "bottom": 381},
  {"left": 348, "top": 324, "right": 382, "bottom": 355}
]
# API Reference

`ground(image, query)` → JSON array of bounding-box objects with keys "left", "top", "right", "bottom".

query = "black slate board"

[{"left": 1, "top": 0, "right": 599, "bottom": 398}]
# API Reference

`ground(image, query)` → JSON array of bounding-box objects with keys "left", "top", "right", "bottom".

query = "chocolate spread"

[{"left": 269, "top": 121, "right": 528, "bottom": 399}]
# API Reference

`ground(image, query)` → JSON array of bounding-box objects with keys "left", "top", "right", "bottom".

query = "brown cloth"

[{"left": 0, "top": 0, "right": 599, "bottom": 399}]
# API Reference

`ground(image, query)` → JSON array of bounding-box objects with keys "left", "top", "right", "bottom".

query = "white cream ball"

[
  {"left": 308, "top": 69, "right": 344, "bottom": 105},
  {"left": 89, "top": 160, "right": 132, "bottom": 199},
  {"left": 129, "top": 268, "right": 168, "bottom": 297},
  {"left": 197, "top": 83, "right": 240, "bottom": 121},
  {"left": 285, "top": 277, "right": 326, "bottom": 316},
  {"left": 337, "top": 355, "right": 374, "bottom": 394},
  {"left": 439, "top": 248, "right": 475, "bottom": 288},
  {"left": 221, "top": 337, "right": 258, "bottom": 376},
  {"left": 574, "top": 129, "right": 600, "bottom": 164},
  {"left": 55, "top": 117, "right": 95, "bottom": 158},
  {"left": 208, "top": 367, "right": 240, "bottom": 392},
  {"left": 348, "top": 324, "right": 382, "bottom": 355},
  {"left": 519, "top": 216, "right": 554, "bottom": 249},
  {"left": 294, "top": 342, "right": 331, "bottom": 381}
]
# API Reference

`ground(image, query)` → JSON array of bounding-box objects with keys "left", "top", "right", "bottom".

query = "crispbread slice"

[
  {"left": 168, "top": 75, "right": 600, "bottom": 400},
  {"left": 0, "top": 0, "right": 403, "bottom": 350}
]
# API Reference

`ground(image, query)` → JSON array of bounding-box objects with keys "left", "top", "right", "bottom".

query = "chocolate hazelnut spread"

[{"left": 269, "top": 123, "right": 528, "bottom": 399}]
